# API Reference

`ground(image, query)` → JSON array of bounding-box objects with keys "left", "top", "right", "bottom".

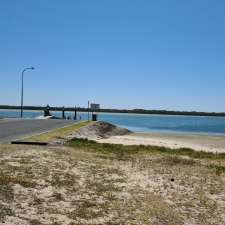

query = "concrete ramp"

[{"left": 0, "top": 119, "right": 76, "bottom": 144}]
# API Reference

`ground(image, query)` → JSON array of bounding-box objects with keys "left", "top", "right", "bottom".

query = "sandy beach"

[{"left": 97, "top": 132, "right": 225, "bottom": 153}]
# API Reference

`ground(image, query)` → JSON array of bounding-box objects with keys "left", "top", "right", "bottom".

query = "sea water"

[{"left": 1, "top": 109, "right": 225, "bottom": 135}]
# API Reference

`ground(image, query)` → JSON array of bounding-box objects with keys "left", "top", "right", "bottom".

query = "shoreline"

[
  {"left": 2, "top": 109, "right": 225, "bottom": 119},
  {"left": 97, "top": 131, "right": 225, "bottom": 153}
]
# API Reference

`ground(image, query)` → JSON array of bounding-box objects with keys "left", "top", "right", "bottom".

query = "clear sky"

[{"left": 0, "top": 0, "right": 225, "bottom": 112}]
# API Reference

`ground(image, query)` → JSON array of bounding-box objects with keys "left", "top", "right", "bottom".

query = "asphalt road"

[{"left": 0, "top": 119, "right": 76, "bottom": 143}]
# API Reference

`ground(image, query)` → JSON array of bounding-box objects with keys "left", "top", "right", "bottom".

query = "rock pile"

[{"left": 72, "top": 121, "right": 131, "bottom": 139}]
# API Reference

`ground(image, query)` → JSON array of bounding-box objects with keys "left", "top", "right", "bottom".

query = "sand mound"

[{"left": 73, "top": 121, "right": 131, "bottom": 139}]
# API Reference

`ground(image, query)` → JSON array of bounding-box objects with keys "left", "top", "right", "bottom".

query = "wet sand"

[{"left": 97, "top": 132, "right": 225, "bottom": 153}]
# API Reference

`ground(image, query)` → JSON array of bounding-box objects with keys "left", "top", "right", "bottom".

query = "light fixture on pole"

[{"left": 21, "top": 67, "right": 35, "bottom": 118}]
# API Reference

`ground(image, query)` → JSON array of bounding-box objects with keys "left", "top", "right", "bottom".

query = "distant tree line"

[{"left": 1, "top": 105, "right": 225, "bottom": 117}]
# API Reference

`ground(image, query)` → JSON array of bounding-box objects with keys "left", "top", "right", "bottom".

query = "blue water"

[{"left": 1, "top": 110, "right": 225, "bottom": 135}]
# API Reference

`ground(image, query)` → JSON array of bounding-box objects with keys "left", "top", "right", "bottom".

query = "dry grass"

[
  {"left": 0, "top": 140, "right": 224, "bottom": 224},
  {"left": 23, "top": 121, "right": 92, "bottom": 142},
  {"left": 0, "top": 174, "right": 35, "bottom": 188}
]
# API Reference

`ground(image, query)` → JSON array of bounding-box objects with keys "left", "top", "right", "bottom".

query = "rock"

[{"left": 72, "top": 121, "right": 132, "bottom": 139}]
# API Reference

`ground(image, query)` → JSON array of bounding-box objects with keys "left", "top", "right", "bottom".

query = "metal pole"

[
  {"left": 88, "top": 101, "right": 90, "bottom": 121},
  {"left": 20, "top": 67, "right": 35, "bottom": 118},
  {"left": 21, "top": 69, "right": 25, "bottom": 118}
]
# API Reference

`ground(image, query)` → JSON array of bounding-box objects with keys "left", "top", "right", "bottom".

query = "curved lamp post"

[{"left": 21, "top": 67, "right": 35, "bottom": 118}]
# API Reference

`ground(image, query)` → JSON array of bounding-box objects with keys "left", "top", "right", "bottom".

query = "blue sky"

[{"left": 0, "top": 0, "right": 225, "bottom": 112}]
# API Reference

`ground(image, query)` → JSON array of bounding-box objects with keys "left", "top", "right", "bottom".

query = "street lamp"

[{"left": 21, "top": 67, "right": 35, "bottom": 118}]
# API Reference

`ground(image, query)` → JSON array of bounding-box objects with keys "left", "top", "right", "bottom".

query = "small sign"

[{"left": 91, "top": 103, "right": 100, "bottom": 110}]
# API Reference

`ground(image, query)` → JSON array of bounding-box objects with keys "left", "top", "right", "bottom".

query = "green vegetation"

[
  {"left": 68, "top": 138, "right": 225, "bottom": 161},
  {"left": 208, "top": 164, "right": 225, "bottom": 175}
]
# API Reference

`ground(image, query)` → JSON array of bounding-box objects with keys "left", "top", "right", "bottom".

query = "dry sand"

[
  {"left": 97, "top": 132, "right": 225, "bottom": 153},
  {"left": 1, "top": 143, "right": 225, "bottom": 224}
]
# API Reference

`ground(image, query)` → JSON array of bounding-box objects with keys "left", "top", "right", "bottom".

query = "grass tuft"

[
  {"left": 208, "top": 164, "right": 225, "bottom": 175},
  {"left": 0, "top": 174, "right": 35, "bottom": 188},
  {"left": 68, "top": 138, "right": 225, "bottom": 161}
]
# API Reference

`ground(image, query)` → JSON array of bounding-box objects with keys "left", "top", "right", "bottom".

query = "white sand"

[{"left": 97, "top": 132, "right": 225, "bottom": 153}]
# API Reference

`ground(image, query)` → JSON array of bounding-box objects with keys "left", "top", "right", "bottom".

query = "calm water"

[{"left": 1, "top": 109, "right": 225, "bottom": 135}]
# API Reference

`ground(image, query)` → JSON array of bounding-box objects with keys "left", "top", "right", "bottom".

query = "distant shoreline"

[{"left": 1, "top": 105, "right": 225, "bottom": 117}]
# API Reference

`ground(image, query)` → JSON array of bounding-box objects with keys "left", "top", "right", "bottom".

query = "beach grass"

[
  {"left": 68, "top": 138, "right": 225, "bottom": 161},
  {"left": 0, "top": 139, "right": 225, "bottom": 224},
  {"left": 0, "top": 174, "right": 35, "bottom": 188}
]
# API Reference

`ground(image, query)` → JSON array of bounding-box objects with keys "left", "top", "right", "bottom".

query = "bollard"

[
  {"left": 74, "top": 107, "right": 77, "bottom": 120},
  {"left": 92, "top": 113, "right": 98, "bottom": 121},
  {"left": 62, "top": 106, "right": 65, "bottom": 119}
]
